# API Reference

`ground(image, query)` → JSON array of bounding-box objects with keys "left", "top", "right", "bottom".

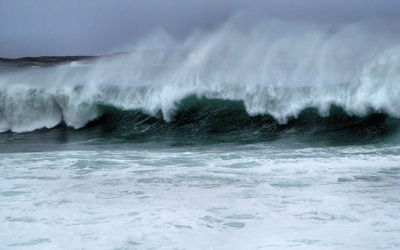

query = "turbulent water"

[{"left": 1, "top": 17, "right": 400, "bottom": 249}]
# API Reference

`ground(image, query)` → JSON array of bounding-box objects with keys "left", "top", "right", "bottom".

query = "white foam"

[{"left": 1, "top": 145, "right": 400, "bottom": 249}]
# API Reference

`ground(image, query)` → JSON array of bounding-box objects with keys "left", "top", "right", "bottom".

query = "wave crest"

[{"left": 0, "top": 17, "right": 399, "bottom": 133}]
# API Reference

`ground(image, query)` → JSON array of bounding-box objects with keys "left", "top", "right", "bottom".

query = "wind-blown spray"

[{"left": 0, "top": 15, "right": 399, "bottom": 133}]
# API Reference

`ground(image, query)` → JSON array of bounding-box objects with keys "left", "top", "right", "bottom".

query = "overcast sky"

[{"left": 1, "top": 0, "right": 399, "bottom": 58}]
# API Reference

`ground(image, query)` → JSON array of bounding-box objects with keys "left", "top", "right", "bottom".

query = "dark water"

[{"left": 1, "top": 96, "right": 399, "bottom": 153}]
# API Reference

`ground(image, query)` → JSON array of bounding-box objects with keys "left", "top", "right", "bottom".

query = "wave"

[
  {"left": 86, "top": 98, "right": 399, "bottom": 145},
  {"left": 0, "top": 16, "right": 399, "bottom": 142}
]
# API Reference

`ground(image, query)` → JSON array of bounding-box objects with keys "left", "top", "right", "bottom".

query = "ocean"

[{"left": 1, "top": 19, "right": 400, "bottom": 249}]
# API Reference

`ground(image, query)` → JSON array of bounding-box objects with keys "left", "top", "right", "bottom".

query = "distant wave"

[{"left": 0, "top": 17, "right": 399, "bottom": 141}]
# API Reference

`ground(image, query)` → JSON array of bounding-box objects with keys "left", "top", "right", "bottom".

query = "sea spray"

[{"left": 0, "top": 16, "right": 399, "bottom": 133}]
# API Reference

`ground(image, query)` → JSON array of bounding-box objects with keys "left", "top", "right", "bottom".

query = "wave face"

[{"left": 0, "top": 16, "right": 399, "bottom": 144}]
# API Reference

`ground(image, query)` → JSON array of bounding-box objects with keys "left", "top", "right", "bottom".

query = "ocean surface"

[{"left": 1, "top": 19, "right": 400, "bottom": 249}]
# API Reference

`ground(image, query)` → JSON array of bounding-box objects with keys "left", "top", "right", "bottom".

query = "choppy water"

[{"left": 1, "top": 145, "right": 400, "bottom": 249}]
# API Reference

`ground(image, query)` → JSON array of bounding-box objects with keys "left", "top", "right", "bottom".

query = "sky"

[{"left": 0, "top": 0, "right": 399, "bottom": 58}]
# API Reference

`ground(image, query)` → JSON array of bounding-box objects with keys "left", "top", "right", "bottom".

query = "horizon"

[{"left": 1, "top": 0, "right": 399, "bottom": 58}]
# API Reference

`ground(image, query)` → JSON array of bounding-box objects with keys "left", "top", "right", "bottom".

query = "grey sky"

[{"left": 1, "top": 0, "right": 399, "bottom": 58}]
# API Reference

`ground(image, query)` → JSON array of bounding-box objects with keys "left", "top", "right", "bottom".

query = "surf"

[{"left": 0, "top": 16, "right": 399, "bottom": 137}]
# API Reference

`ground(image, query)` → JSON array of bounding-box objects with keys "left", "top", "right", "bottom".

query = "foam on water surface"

[{"left": 1, "top": 145, "right": 399, "bottom": 249}]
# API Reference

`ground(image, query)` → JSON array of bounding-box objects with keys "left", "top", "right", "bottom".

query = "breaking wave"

[{"left": 0, "top": 16, "right": 399, "bottom": 143}]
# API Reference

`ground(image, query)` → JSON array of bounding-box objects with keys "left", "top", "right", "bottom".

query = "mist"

[{"left": 1, "top": 0, "right": 399, "bottom": 58}]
